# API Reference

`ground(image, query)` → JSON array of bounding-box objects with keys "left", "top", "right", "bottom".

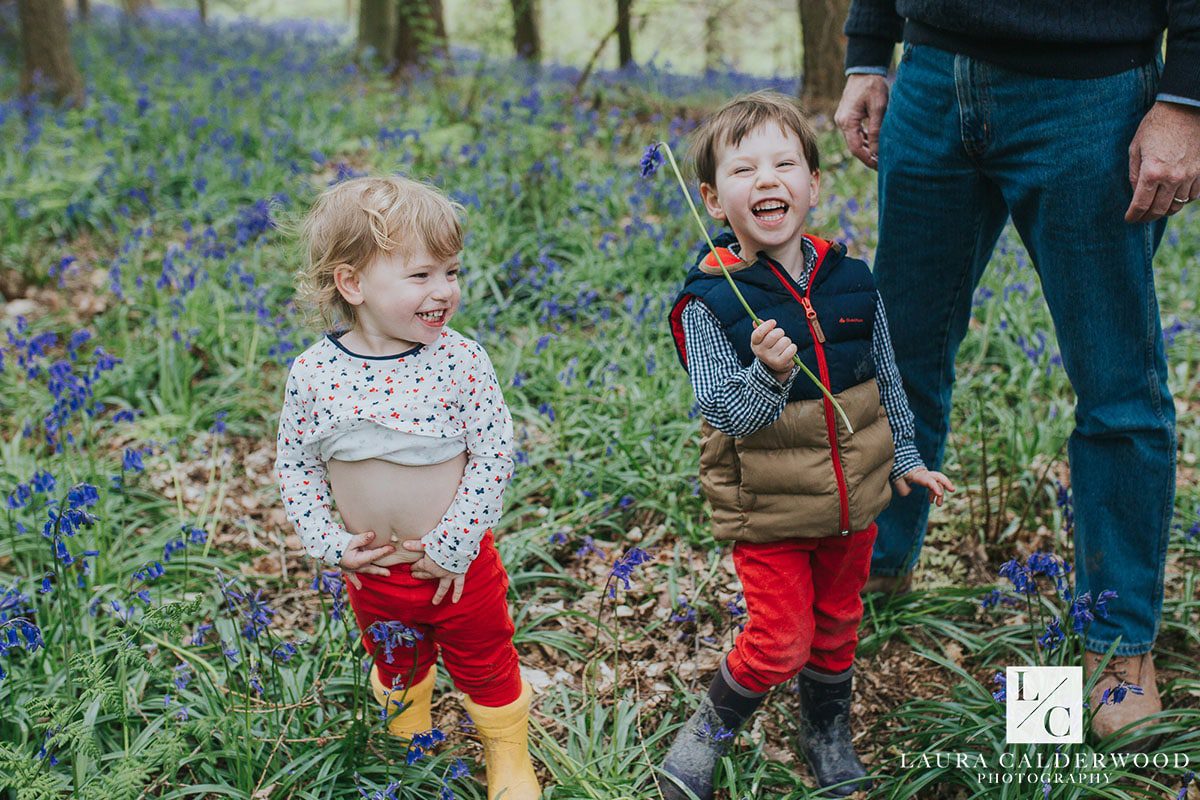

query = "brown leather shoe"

[
  {"left": 861, "top": 572, "right": 912, "bottom": 596},
  {"left": 1084, "top": 650, "right": 1163, "bottom": 751}
]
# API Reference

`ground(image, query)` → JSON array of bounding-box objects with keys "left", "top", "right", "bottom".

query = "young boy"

[{"left": 661, "top": 91, "right": 954, "bottom": 798}]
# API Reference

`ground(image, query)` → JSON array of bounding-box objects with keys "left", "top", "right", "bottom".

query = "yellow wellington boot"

[
  {"left": 370, "top": 664, "right": 437, "bottom": 739},
  {"left": 462, "top": 680, "right": 541, "bottom": 800}
]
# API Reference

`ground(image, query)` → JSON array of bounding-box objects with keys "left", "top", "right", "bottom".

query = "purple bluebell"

[
  {"left": 367, "top": 620, "right": 423, "bottom": 665},
  {"left": 1101, "top": 681, "right": 1144, "bottom": 705},
  {"left": 607, "top": 547, "right": 652, "bottom": 598},
  {"left": 1037, "top": 618, "right": 1065, "bottom": 652},
  {"left": 639, "top": 144, "right": 663, "bottom": 178}
]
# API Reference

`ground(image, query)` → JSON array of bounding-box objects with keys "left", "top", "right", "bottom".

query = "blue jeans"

[{"left": 873, "top": 44, "right": 1175, "bottom": 656}]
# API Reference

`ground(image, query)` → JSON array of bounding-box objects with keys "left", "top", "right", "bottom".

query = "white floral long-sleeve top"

[{"left": 274, "top": 328, "right": 514, "bottom": 572}]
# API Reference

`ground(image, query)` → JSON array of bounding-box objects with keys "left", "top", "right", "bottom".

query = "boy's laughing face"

[{"left": 700, "top": 123, "right": 820, "bottom": 270}]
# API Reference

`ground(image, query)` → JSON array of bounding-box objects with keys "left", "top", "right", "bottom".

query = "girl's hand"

[
  {"left": 750, "top": 319, "right": 798, "bottom": 382},
  {"left": 401, "top": 542, "right": 466, "bottom": 605},
  {"left": 338, "top": 530, "right": 395, "bottom": 590},
  {"left": 894, "top": 468, "right": 957, "bottom": 506}
]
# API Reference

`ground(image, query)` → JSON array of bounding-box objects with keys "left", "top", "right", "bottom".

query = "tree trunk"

[
  {"left": 703, "top": 3, "right": 719, "bottom": 72},
  {"left": 798, "top": 0, "right": 851, "bottom": 115},
  {"left": 198, "top": 0, "right": 207, "bottom": 24},
  {"left": 394, "top": 0, "right": 447, "bottom": 72},
  {"left": 510, "top": 0, "right": 539, "bottom": 62},
  {"left": 122, "top": 0, "right": 154, "bottom": 15},
  {"left": 78, "top": 0, "right": 90, "bottom": 21},
  {"left": 615, "top": 0, "right": 632, "bottom": 68},
  {"left": 17, "top": 0, "right": 84, "bottom": 107},
  {"left": 359, "top": 0, "right": 395, "bottom": 64}
]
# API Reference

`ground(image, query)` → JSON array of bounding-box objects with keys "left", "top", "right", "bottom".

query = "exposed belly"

[{"left": 327, "top": 452, "right": 467, "bottom": 565}]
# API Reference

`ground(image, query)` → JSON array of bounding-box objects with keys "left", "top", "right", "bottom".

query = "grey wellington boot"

[
  {"left": 796, "top": 666, "right": 871, "bottom": 797},
  {"left": 659, "top": 662, "right": 765, "bottom": 800}
]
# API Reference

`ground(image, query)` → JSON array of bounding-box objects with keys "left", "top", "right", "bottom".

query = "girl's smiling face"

[
  {"left": 334, "top": 244, "right": 461, "bottom": 356},
  {"left": 699, "top": 122, "right": 820, "bottom": 270}
]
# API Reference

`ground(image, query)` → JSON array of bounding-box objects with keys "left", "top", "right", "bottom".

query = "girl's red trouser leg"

[{"left": 345, "top": 531, "right": 523, "bottom": 707}]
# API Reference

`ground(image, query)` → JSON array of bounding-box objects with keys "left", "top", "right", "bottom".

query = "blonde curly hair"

[{"left": 297, "top": 176, "right": 464, "bottom": 331}]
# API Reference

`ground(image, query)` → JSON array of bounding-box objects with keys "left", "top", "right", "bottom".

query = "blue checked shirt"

[{"left": 681, "top": 238, "right": 925, "bottom": 482}]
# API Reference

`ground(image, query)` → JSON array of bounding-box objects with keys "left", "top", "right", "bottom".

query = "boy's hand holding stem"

[
  {"left": 751, "top": 318, "right": 799, "bottom": 383},
  {"left": 338, "top": 530, "right": 465, "bottom": 604}
]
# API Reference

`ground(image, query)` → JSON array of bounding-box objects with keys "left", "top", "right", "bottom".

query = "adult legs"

[
  {"left": 983, "top": 59, "right": 1173, "bottom": 656},
  {"left": 871, "top": 44, "right": 1010, "bottom": 576}
]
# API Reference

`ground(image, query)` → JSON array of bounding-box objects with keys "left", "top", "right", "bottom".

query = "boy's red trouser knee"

[
  {"left": 725, "top": 524, "right": 876, "bottom": 694},
  {"left": 345, "top": 531, "right": 522, "bottom": 707}
]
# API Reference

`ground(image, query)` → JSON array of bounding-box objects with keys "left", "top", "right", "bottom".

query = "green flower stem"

[{"left": 656, "top": 142, "right": 854, "bottom": 435}]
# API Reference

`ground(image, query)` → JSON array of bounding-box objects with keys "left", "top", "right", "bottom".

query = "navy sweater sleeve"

[{"left": 844, "top": 0, "right": 904, "bottom": 70}]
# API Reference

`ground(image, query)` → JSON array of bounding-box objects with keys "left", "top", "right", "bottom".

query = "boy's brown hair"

[
  {"left": 689, "top": 90, "right": 821, "bottom": 187},
  {"left": 297, "top": 176, "right": 464, "bottom": 330}
]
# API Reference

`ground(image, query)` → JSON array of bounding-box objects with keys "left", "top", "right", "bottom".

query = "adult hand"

[
  {"left": 835, "top": 74, "right": 891, "bottom": 170},
  {"left": 338, "top": 530, "right": 394, "bottom": 590},
  {"left": 1125, "top": 101, "right": 1200, "bottom": 223}
]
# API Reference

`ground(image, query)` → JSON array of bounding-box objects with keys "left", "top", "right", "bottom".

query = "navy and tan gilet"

[{"left": 669, "top": 233, "right": 894, "bottom": 542}]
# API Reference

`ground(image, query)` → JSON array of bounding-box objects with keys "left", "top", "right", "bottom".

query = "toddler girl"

[{"left": 274, "top": 176, "right": 539, "bottom": 800}]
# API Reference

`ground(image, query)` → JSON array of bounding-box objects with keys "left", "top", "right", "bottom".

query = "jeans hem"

[{"left": 1084, "top": 639, "right": 1155, "bottom": 657}]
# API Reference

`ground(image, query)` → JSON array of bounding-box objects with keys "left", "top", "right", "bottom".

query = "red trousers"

[
  {"left": 725, "top": 524, "right": 876, "bottom": 694},
  {"left": 345, "top": 531, "right": 523, "bottom": 707}
]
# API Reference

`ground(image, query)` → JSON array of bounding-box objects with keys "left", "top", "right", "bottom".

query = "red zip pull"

[{"left": 801, "top": 297, "right": 826, "bottom": 343}]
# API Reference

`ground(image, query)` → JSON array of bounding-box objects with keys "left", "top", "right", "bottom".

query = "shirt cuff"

[
  {"left": 1155, "top": 93, "right": 1200, "bottom": 110},
  {"left": 749, "top": 358, "right": 794, "bottom": 396},
  {"left": 319, "top": 527, "right": 355, "bottom": 568},
  {"left": 845, "top": 35, "right": 896, "bottom": 73},
  {"left": 889, "top": 442, "right": 926, "bottom": 483},
  {"left": 845, "top": 66, "right": 889, "bottom": 77},
  {"left": 420, "top": 529, "right": 476, "bottom": 574}
]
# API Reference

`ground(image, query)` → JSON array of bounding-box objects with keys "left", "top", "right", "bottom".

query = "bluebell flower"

[
  {"left": 367, "top": 620, "right": 423, "bottom": 665},
  {"left": 1175, "top": 771, "right": 1194, "bottom": 800},
  {"left": 1093, "top": 590, "right": 1117, "bottom": 620},
  {"left": 1066, "top": 590, "right": 1096, "bottom": 633},
  {"left": 1037, "top": 618, "right": 1065, "bottom": 652},
  {"left": 725, "top": 592, "right": 746, "bottom": 621},
  {"left": 122, "top": 448, "right": 145, "bottom": 472},
  {"left": 271, "top": 641, "right": 299, "bottom": 663},
  {"left": 190, "top": 623, "right": 214, "bottom": 646},
  {"left": 240, "top": 589, "right": 276, "bottom": 640},
  {"left": 549, "top": 531, "right": 568, "bottom": 545},
  {"left": 30, "top": 470, "right": 56, "bottom": 494},
  {"left": 607, "top": 547, "right": 652, "bottom": 598},
  {"left": 406, "top": 728, "right": 447, "bottom": 765},
  {"left": 132, "top": 561, "right": 166, "bottom": 584},
  {"left": 575, "top": 536, "right": 602, "bottom": 560},
  {"left": 1101, "top": 681, "right": 1144, "bottom": 705},
  {"left": 992, "top": 672, "right": 1007, "bottom": 702},
  {"left": 999, "top": 558, "right": 1037, "bottom": 595},
  {"left": 639, "top": 143, "right": 663, "bottom": 178},
  {"left": 5, "top": 484, "right": 31, "bottom": 510},
  {"left": 698, "top": 719, "right": 734, "bottom": 742},
  {"left": 173, "top": 662, "right": 193, "bottom": 691},
  {"left": 67, "top": 483, "right": 100, "bottom": 509},
  {"left": 670, "top": 596, "right": 697, "bottom": 624},
  {"left": 358, "top": 780, "right": 402, "bottom": 800}
]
